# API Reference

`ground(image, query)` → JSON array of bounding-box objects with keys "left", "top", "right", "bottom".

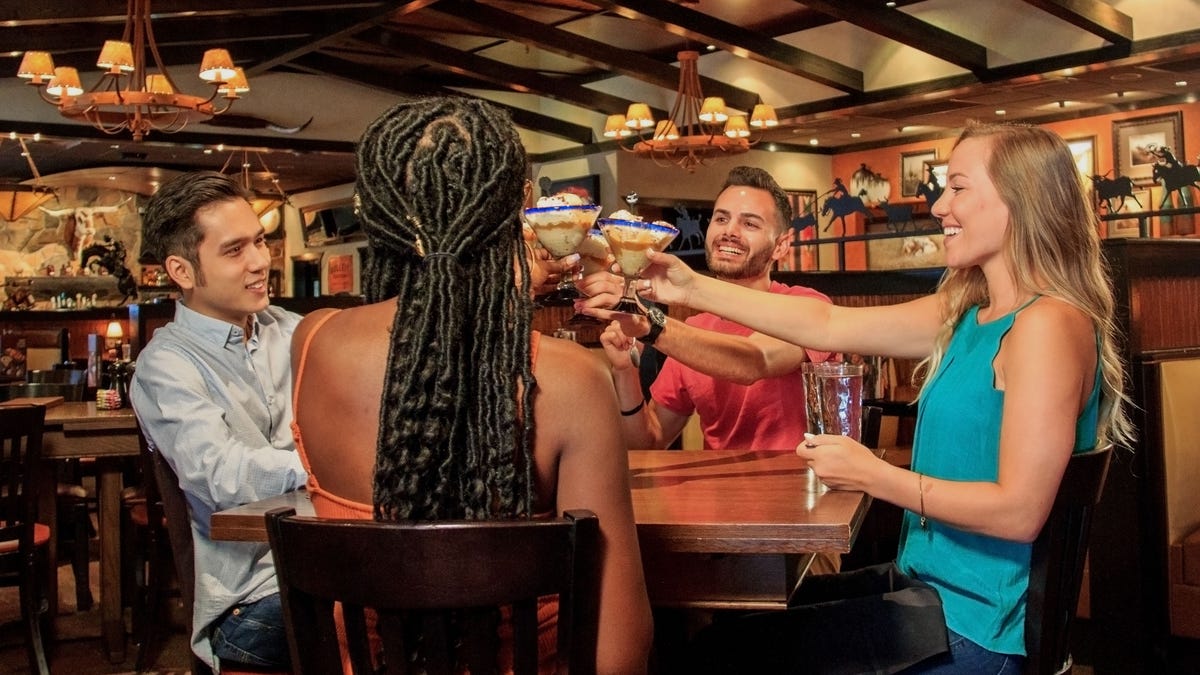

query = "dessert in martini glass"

[
  {"left": 597, "top": 211, "right": 679, "bottom": 314},
  {"left": 522, "top": 192, "right": 602, "bottom": 305},
  {"left": 565, "top": 227, "right": 614, "bottom": 325}
]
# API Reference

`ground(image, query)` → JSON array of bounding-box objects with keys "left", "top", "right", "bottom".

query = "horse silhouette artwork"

[
  {"left": 916, "top": 177, "right": 943, "bottom": 212},
  {"left": 877, "top": 199, "right": 915, "bottom": 233},
  {"left": 1152, "top": 162, "right": 1200, "bottom": 205},
  {"left": 821, "top": 192, "right": 870, "bottom": 236},
  {"left": 1091, "top": 174, "right": 1142, "bottom": 213},
  {"left": 672, "top": 205, "right": 706, "bottom": 252}
]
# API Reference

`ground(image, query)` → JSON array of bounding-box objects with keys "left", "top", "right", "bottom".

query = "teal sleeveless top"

[{"left": 896, "top": 299, "right": 1100, "bottom": 656}]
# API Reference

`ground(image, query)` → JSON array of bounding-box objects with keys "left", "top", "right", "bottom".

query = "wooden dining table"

[
  {"left": 210, "top": 449, "right": 872, "bottom": 610},
  {"left": 27, "top": 400, "right": 139, "bottom": 662}
]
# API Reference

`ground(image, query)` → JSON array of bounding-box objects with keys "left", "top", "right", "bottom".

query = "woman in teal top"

[{"left": 624, "top": 122, "right": 1135, "bottom": 673}]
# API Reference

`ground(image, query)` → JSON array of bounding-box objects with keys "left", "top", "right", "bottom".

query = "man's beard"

[{"left": 706, "top": 243, "right": 775, "bottom": 281}]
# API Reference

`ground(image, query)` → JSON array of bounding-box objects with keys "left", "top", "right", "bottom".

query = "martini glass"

[
  {"left": 565, "top": 227, "right": 614, "bottom": 325},
  {"left": 597, "top": 217, "right": 679, "bottom": 314},
  {"left": 522, "top": 203, "right": 602, "bottom": 306}
]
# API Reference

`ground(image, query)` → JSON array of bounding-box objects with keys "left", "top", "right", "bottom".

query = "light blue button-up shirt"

[{"left": 130, "top": 301, "right": 307, "bottom": 668}]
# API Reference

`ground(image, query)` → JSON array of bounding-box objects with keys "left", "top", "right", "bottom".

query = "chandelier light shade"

[
  {"left": 603, "top": 114, "right": 632, "bottom": 138},
  {"left": 613, "top": 51, "right": 777, "bottom": 172},
  {"left": 17, "top": 0, "right": 247, "bottom": 141},
  {"left": 0, "top": 135, "right": 57, "bottom": 222}
]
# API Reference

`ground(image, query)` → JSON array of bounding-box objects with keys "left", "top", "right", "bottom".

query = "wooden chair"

[
  {"left": 1024, "top": 445, "right": 1113, "bottom": 675},
  {"left": 861, "top": 404, "right": 883, "bottom": 449},
  {"left": 125, "top": 426, "right": 172, "bottom": 672},
  {"left": 147, "top": 444, "right": 290, "bottom": 675},
  {"left": 0, "top": 404, "right": 51, "bottom": 675},
  {"left": 266, "top": 506, "right": 602, "bottom": 675}
]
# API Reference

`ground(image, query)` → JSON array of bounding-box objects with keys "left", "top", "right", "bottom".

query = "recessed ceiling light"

[
  {"left": 850, "top": 132, "right": 861, "bottom": 138},
  {"left": 1176, "top": 80, "right": 1188, "bottom": 87},
  {"left": 995, "top": 109, "right": 1006, "bottom": 116},
  {"left": 767, "top": 143, "right": 778, "bottom": 152},
  {"left": 886, "top": 1, "right": 897, "bottom": 6},
  {"left": 203, "top": 148, "right": 213, "bottom": 154},
  {"left": 809, "top": 138, "right": 819, "bottom": 146},
  {"left": 107, "top": 175, "right": 116, "bottom": 181},
  {"left": 706, "top": 45, "right": 717, "bottom": 51}
]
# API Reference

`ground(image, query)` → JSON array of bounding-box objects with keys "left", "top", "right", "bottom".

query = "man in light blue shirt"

[{"left": 130, "top": 171, "right": 307, "bottom": 671}]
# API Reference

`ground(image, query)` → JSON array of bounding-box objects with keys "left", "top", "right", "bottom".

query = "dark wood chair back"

[
  {"left": 1024, "top": 445, "right": 1113, "bottom": 675},
  {"left": 145, "top": 437, "right": 216, "bottom": 675},
  {"left": 266, "top": 506, "right": 602, "bottom": 675},
  {"left": 0, "top": 404, "right": 50, "bottom": 675},
  {"left": 861, "top": 405, "right": 883, "bottom": 449}
]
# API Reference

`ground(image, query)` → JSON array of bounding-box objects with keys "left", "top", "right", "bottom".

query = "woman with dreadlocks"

[{"left": 288, "top": 97, "right": 652, "bottom": 673}]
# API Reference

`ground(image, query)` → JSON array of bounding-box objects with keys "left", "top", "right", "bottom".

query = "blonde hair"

[{"left": 915, "top": 122, "right": 1134, "bottom": 450}]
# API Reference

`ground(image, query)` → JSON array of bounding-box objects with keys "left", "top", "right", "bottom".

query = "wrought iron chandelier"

[
  {"left": 16, "top": 0, "right": 248, "bottom": 142},
  {"left": 605, "top": 50, "right": 778, "bottom": 172}
]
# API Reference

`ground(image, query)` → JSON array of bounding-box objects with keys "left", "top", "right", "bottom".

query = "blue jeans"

[
  {"left": 210, "top": 593, "right": 291, "bottom": 669},
  {"left": 902, "top": 629, "right": 1024, "bottom": 675}
]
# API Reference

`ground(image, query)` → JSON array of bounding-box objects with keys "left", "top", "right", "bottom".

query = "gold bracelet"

[{"left": 918, "top": 472, "right": 927, "bottom": 529}]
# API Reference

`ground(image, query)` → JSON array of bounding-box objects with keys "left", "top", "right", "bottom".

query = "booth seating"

[{"left": 1157, "top": 358, "right": 1200, "bottom": 639}]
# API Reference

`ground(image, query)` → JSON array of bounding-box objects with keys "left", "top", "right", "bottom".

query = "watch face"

[{"left": 649, "top": 307, "right": 665, "bottom": 326}]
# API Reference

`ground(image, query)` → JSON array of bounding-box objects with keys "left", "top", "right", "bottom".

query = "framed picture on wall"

[
  {"left": 1066, "top": 136, "right": 1097, "bottom": 182},
  {"left": 546, "top": 174, "right": 601, "bottom": 203},
  {"left": 1113, "top": 112, "right": 1183, "bottom": 185},
  {"left": 926, "top": 159, "right": 949, "bottom": 190},
  {"left": 900, "top": 150, "right": 937, "bottom": 197}
]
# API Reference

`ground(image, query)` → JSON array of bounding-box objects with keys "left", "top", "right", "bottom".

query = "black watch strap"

[{"left": 642, "top": 307, "right": 666, "bottom": 346}]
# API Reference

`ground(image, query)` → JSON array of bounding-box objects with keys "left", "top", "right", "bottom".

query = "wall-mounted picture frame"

[
  {"left": 547, "top": 174, "right": 601, "bottom": 204},
  {"left": 777, "top": 189, "right": 819, "bottom": 272},
  {"left": 926, "top": 159, "right": 949, "bottom": 191},
  {"left": 1066, "top": 135, "right": 1097, "bottom": 182},
  {"left": 900, "top": 150, "right": 937, "bottom": 197},
  {"left": 1113, "top": 112, "right": 1184, "bottom": 186}
]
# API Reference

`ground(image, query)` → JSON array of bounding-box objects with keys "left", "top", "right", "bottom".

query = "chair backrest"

[
  {"left": 142, "top": 433, "right": 215, "bottom": 675},
  {"left": 0, "top": 382, "right": 86, "bottom": 402},
  {"left": 1024, "top": 445, "right": 1113, "bottom": 675},
  {"left": 861, "top": 404, "right": 883, "bottom": 449},
  {"left": 266, "top": 506, "right": 602, "bottom": 675},
  {"left": 0, "top": 405, "right": 46, "bottom": 558}
]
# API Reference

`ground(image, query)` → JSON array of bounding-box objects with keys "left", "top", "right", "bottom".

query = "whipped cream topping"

[{"left": 536, "top": 192, "right": 588, "bottom": 208}]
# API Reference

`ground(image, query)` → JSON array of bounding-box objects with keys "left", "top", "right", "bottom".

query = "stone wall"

[{"left": 0, "top": 185, "right": 141, "bottom": 307}]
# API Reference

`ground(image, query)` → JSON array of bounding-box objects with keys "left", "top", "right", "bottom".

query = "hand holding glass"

[
  {"left": 597, "top": 217, "right": 679, "bottom": 314},
  {"left": 801, "top": 362, "right": 865, "bottom": 492},
  {"left": 522, "top": 203, "right": 602, "bottom": 305}
]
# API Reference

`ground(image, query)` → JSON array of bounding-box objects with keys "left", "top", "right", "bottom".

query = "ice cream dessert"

[
  {"left": 576, "top": 228, "right": 612, "bottom": 276},
  {"left": 596, "top": 214, "right": 678, "bottom": 277},
  {"left": 522, "top": 193, "right": 602, "bottom": 257}
]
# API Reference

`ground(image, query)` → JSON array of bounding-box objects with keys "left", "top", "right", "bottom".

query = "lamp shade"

[
  {"left": 17, "top": 51, "right": 55, "bottom": 82},
  {"left": 699, "top": 97, "right": 728, "bottom": 123},
  {"left": 145, "top": 73, "right": 175, "bottom": 95},
  {"left": 97, "top": 40, "right": 135, "bottom": 73},
  {"left": 603, "top": 114, "right": 631, "bottom": 138},
  {"left": 0, "top": 186, "right": 55, "bottom": 222},
  {"left": 217, "top": 67, "right": 250, "bottom": 95},
  {"left": 45, "top": 67, "right": 83, "bottom": 97},
  {"left": 723, "top": 116, "right": 750, "bottom": 138},
  {"left": 106, "top": 320, "right": 124, "bottom": 340},
  {"left": 654, "top": 120, "right": 680, "bottom": 140},
  {"left": 750, "top": 104, "right": 779, "bottom": 128},
  {"left": 624, "top": 103, "right": 655, "bottom": 129},
  {"left": 199, "top": 49, "right": 236, "bottom": 82}
]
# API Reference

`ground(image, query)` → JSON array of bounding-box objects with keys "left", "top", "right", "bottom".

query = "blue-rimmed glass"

[
  {"left": 597, "top": 217, "right": 679, "bottom": 315},
  {"left": 523, "top": 203, "right": 602, "bottom": 306}
]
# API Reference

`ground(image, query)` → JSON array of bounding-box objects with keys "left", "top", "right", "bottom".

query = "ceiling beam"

[
  {"left": 0, "top": 1, "right": 388, "bottom": 26},
  {"left": 293, "top": 52, "right": 597, "bottom": 145},
  {"left": 430, "top": 0, "right": 761, "bottom": 112},
  {"left": 1019, "top": 0, "right": 1134, "bottom": 45},
  {"left": 580, "top": 0, "right": 863, "bottom": 93},
  {"left": 363, "top": 29, "right": 668, "bottom": 121},
  {"left": 245, "top": 0, "right": 434, "bottom": 76},
  {"left": 798, "top": 1, "right": 989, "bottom": 73}
]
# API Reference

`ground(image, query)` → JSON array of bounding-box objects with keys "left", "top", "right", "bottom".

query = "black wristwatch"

[{"left": 642, "top": 306, "right": 667, "bottom": 346}]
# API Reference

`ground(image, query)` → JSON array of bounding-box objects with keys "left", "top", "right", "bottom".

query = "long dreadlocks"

[{"left": 355, "top": 96, "right": 534, "bottom": 521}]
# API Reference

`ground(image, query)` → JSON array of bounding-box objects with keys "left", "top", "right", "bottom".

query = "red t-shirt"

[{"left": 650, "top": 281, "right": 834, "bottom": 450}]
